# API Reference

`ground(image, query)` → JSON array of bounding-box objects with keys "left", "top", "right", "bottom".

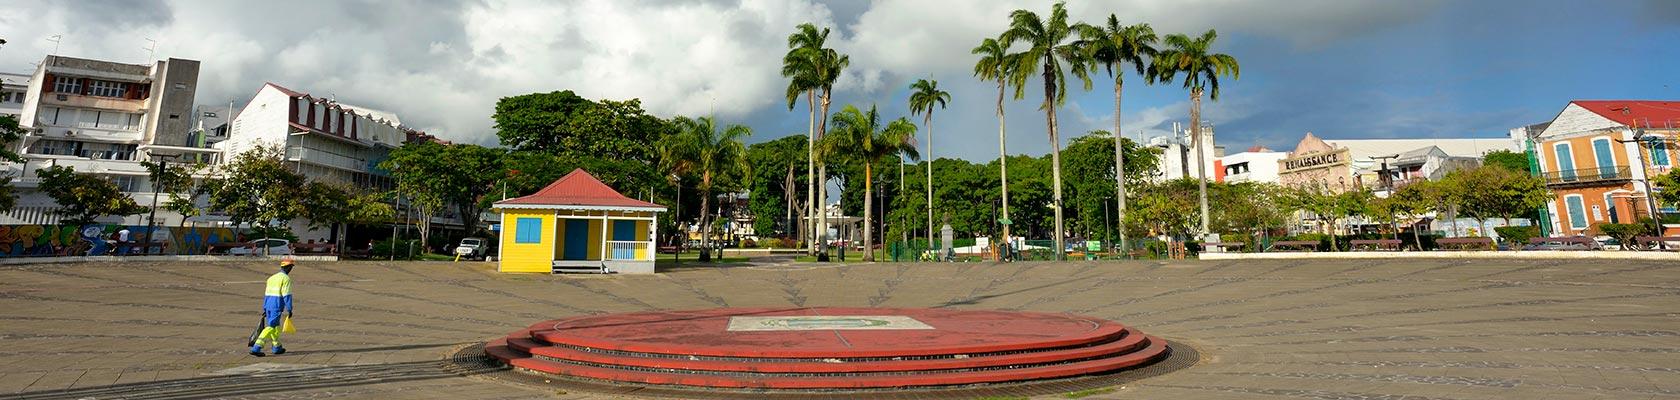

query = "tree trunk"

[
  {"left": 1412, "top": 219, "right": 1423, "bottom": 251},
  {"left": 925, "top": 113, "right": 934, "bottom": 252},
  {"left": 1044, "top": 67, "right": 1066, "bottom": 261},
  {"left": 805, "top": 90, "right": 816, "bottom": 255},
  {"left": 1191, "top": 89, "right": 1210, "bottom": 238},
  {"left": 997, "top": 82, "right": 1011, "bottom": 256},
  {"left": 785, "top": 163, "right": 794, "bottom": 240},
  {"left": 698, "top": 193, "right": 711, "bottom": 262},
  {"left": 1114, "top": 80, "right": 1127, "bottom": 253},
  {"left": 817, "top": 90, "right": 833, "bottom": 260},
  {"left": 863, "top": 162, "right": 875, "bottom": 262}
]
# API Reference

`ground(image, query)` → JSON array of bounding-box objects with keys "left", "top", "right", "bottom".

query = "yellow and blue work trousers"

[{"left": 252, "top": 272, "right": 292, "bottom": 352}]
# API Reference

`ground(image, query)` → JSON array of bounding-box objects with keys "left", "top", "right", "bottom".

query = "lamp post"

[{"left": 144, "top": 154, "right": 183, "bottom": 255}]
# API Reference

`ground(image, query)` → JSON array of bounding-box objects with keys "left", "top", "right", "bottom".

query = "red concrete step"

[
  {"left": 506, "top": 336, "right": 1168, "bottom": 389},
  {"left": 525, "top": 328, "right": 1152, "bottom": 374}
]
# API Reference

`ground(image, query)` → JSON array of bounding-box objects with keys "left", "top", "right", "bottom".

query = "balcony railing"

[
  {"left": 285, "top": 146, "right": 369, "bottom": 173},
  {"left": 606, "top": 241, "right": 652, "bottom": 261},
  {"left": 1543, "top": 166, "right": 1633, "bottom": 186}
]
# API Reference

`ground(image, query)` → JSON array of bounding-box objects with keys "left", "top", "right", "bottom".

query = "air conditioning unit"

[{"left": 63, "top": 130, "right": 75, "bottom": 137}]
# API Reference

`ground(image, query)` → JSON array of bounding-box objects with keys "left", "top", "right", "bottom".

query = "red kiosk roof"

[{"left": 496, "top": 169, "right": 666, "bottom": 210}]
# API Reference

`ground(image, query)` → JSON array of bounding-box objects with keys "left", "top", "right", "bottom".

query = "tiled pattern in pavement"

[{"left": 0, "top": 258, "right": 1676, "bottom": 399}]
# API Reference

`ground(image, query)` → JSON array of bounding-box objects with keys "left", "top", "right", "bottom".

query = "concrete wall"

[{"left": 145, "top": 58, "right": 200, "bottom": 147}]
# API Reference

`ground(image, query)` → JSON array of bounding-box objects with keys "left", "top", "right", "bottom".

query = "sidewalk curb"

[{"left": 1199, "top": 251, "right": 1680, "bottom": 260}]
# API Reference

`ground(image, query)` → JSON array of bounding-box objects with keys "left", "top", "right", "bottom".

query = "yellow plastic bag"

[{"left": 281, "top": 316, "right": 297, "bottom": 334}]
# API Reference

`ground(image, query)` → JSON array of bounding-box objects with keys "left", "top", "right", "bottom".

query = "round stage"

[{"left": 484, "top": 307, "right": 1170, "bottom": 390}]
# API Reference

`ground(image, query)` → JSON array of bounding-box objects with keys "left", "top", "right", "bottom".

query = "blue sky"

[{"left": 1, "top": 0, "right": 1675, "bottom": 161}]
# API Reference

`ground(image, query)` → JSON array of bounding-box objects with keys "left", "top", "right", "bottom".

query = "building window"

[
  {"left": 515, "top": 217, "right": 543, "bottom": 243},
  {"left": 0, "top": 92, "right": 10, "bottom": 102},
  {"left": 1553, "top": 142, "right": 1575, "bottom": 180},
  {"left": 89, "top": 80, "right": 128, "bottom": 98},
  {"left": 1564, "top": 195, "right": 1587, "bottom": 229},
  {"left": 53, "top": 76, "right": 81, "bottom": 93},
  {"left": 1648, "top": 137, "right": 1670, "bottom": 167}
]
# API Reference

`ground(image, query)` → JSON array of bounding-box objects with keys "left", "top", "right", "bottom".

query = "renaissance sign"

[{"left": 1281, "top": 148, "right": 1349, "bottom": 173}]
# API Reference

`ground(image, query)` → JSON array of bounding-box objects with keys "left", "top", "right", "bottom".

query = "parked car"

[
  {"left": 453, "top": 237, "right": 496, "bottom": 260},
  {"left": 227, "top": 239, "right": 293, "bottom": 255}
]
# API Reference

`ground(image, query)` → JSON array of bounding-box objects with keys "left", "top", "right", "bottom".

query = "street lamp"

[
  {"left": 1615, "top": 129, "right": 1667, "bottom": 220},
  {"left": 144, "top": 153, "right": 184, "bottom": 255}
]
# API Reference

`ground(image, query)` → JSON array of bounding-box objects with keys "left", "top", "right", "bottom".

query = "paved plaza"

[{"left": 1, "top": 258, "right": 1677, "bottom": 399}]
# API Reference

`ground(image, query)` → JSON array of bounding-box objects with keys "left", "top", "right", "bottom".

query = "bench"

[
  {"left": 294, "top": 243, "right": 337, "bottom": 255},
  {"left": 1633, "top": 236, "right": 1680, "bottom": 251},
  {"left": 1202, "top": 242, "right": 1246, "bottom": 253},
  {"left": 1436, "top": 237, "right": 1495, "bottom": 251},
  {"left": 1267, "top": 240, "right": 1320, "bottom": 252},
  {"left": 1525, "top": 236, "right": 1599, "bottom": 251},
  {"left": 1349, "top": 239, "right": 1402, "bottom": 251}
]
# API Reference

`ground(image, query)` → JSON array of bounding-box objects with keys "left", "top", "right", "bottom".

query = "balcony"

[
  {"left": 285, "top": 146, "right": 369, "bottom": 173},
  {"left": 1543, "top": 166, "right": 1633, "bottom": 187},
  {"left": 40, "top": 92, "right": 148, "bottom": 113}
]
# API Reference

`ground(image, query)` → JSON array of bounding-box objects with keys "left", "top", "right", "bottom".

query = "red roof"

[
  {"left": 1572, "top": 100, "right": 1680, "bottom": 129},
  {"left": 496, "top": 169, "right": 665, "bottom": 210}
]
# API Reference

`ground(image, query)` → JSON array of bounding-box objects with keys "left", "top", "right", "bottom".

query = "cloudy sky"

[{"left": 2, "top": 0, "right": 1677, "bottom": 161}]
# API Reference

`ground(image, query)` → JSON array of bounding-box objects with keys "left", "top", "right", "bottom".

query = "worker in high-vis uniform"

[{"left": 249, "top": 258, "right": 295, "bottom": 356}]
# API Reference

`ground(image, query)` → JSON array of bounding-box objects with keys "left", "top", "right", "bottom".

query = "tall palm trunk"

[
  {"left": 1113, "top": 80, "right": 1127, "bottom": 253},
  {"left": 1044, "top": 66, "right": 1066, "bottom": 261},
  {"left": 1191, "top": 88, "right": 1209, "bottom": 237},
  {"left": 817, "top": 91, "right": 833, "bottom": 258},
  {"left": 900, "top": 155, "right": 907, "bottom": 252},
  {"left": 699, "top": 190, "right": 712, "bottom": 262},
  {"left": 863, "top": 162, "right": 875, "bottom": 261},
  {"left": 924, "top": 113, "right": 934, "bottom": 251},
  {"left": 996, "top": 82, "right": 1011, "bottom": 255},
  {"left": 805, "top": 90, "right": 816, "bottom": 255}
]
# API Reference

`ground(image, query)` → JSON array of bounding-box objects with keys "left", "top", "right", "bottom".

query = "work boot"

[
  {"left": 249, "top": 347, "right": 265, "bottom": 357},
  {"left": 273, "top": 347, "right": 286, "bottom": 355}
]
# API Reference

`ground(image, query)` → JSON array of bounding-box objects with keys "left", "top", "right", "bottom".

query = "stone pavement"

[{"left": 0, "top": 258, "right": 1676, "bottom": 399}]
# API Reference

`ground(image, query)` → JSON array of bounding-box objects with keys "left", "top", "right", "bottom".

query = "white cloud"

[{"left": 0, "top": 0, "right": 1442, "bottom": 154}]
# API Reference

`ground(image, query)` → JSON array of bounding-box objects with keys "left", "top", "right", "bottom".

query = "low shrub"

[{"left": 1493, "top": 225, "right": 1540, "bottom": 247}]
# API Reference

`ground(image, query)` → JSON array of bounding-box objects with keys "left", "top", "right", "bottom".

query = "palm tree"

[
  {"left": 1002, "top": 1, "right": 1094, "bottom": 260},
  {"left": 827, "top": 105, "right": 919, "bottom": 262},
  {"left": 1153, "top": 29, "right": 1239, "bottom": 237},
  {"left": 784, "top": 23, "right": 849, "bottom": 259},
  {"left": 907, "top": 79, "right": 950, "bottom": 249},
  {"left": 784, "top": 23, "right": 823, "bottom": 256},
  {"left": 973, "top": 35, "right": 1029, "bottom": 254},
  {"left": 658, "top": 116, "right": 751, "bottom": 262},
  {"left": 1077, "top": 15, "right": 1156, "bottom": 253}
]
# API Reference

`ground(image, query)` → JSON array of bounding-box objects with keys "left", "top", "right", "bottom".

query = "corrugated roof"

[
  {"left": 496, "top": 169, "right": 666, "bottom": 210},
  {"left": 1571, "top": 100, "right": 1680, "bottom": 129}
]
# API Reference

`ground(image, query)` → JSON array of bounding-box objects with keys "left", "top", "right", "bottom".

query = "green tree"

[
  {"left": 826, "top": 105, "right": 918, "bottom": 261},
  {"left": 1126, "top": 178, "right": 1199, "bottom": 240},
  {"left": 1285, "top": 185, "right": 1372, "bottom": 251},
  {"left": 1077, "top": 14, "right": 1157, "bottom": 251},
  {"left": 1652, "top": 168, "right": 1680, "bottom": 210},
  {"left": 659, "top": 116, "right": 750, "bottom": 262},
  {"left": 1153, "top": 29, "right": 1239, "bottom": 236},
  {"left": 972, "top": 35, "right": 1028, "bottom": 245},
  {"left": 36, "top": 166, "right": 147, "bottom": 226},
  {"left": 142, "top": 159, "right": 207, "bottom": 244},
  {"left": 1390, "top": 181, "right": 1440, "bottom": 247},
  {"left": 745, "top": 135, "right": 809, "bottom": 239},
  {"left": 1447, "top": 165, "right": 1552, "bottom": 236},
  {"left": 1482, "top": 149, "right": 1531, "bottom": 173},
  {"left": 784, "top": 22, "right": 848, "bottom": 256},
  {"left": 907, "top": 79, "right": 950, "bottom": 247},
  {"left": 379, "top": 142, "right": 450, "bottom": 250},
  {"left": 491, "top": 90, "right": 674, "bottom": 163},
  {"left": 0, "top": 115, "right": 27, "bottom": 211},
  {"left": 1213, "top": 182, "right": 1291, "bottom": 247},
  {"left": 204, "top": 146, "right": 308, "bottom": 249},
  {"left": 300, "top": 182, "right": 395, "bottom": 254},
  {"left": 1002, "top": 1, "right": 1094, "bottom": 258},
  {"left": 783, "top": 25, "right": 824, "bottom": 250}
]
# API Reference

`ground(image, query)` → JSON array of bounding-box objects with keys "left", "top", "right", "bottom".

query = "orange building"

[{"left": 1531, "top": 101, "right": 1680, "bottom": 236}]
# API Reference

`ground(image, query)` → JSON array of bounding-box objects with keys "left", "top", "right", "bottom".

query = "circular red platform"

[{"left": 485, "top": 307, "right": 1169, "bottom": 390}]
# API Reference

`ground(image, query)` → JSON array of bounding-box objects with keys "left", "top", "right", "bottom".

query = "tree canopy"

[
  {"left": 37, "top": 166, "right": 147, "bottom": 226},
  {"left": 492, "top": 90, "right": 675, "bottom": 163}
]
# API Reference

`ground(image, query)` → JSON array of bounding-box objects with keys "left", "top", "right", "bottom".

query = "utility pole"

[{"left": 143, "top": 155, "right": 177, "bottom": 255}]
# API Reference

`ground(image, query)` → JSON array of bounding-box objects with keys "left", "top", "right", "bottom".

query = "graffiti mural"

[{"left": 0, "top": 224, "right": 240, "bottom": 257}]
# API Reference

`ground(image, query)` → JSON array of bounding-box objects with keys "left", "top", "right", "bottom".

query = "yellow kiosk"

[{"left": 492, "top": 169, "right": 665, "bottom": 274}]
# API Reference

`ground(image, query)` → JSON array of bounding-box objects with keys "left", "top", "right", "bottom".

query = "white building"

[
  {"left": 221, "top": 82, "right": 421, "bottom": 189},
  {"left": 2, "top": 55, "right": 208, "bottom": 226},
  {"left": 1149, "top": 122, "right": 1223, "bottom": 182},
  {"left": 1219, "top": 146, "right": 1287, "bottom": 183},
  {"left": 218, "top": 82, "right": 440, "bottom": 242},
  {"left": 0, "top": 72, "right": 27, "bottom": 117},
  {"left": 1321, "top": 137, "right": 1518, "bottom": 189}
]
